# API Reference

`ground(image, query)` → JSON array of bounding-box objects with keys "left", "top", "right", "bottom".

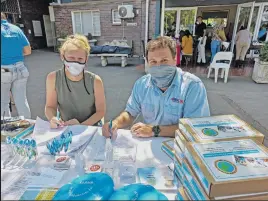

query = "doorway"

[
  {"left": 43, "top": 15, "right": 53, "bottom": 48},
  {"left": 231, "top": 2, "right": 268, "bottom": 56}
]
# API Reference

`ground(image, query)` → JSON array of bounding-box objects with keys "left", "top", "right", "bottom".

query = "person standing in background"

[
  {"left": 1, "top": 12, "right": 32, "bottom": 118},
  {"left": 235, "top": 26, "right": 251, "bottom": 67},
  {"left": 195, "top": 16, "right": 207, "bottom": 39},
  {"left": 195, "top": 16, "right": 207, "bottom": 65},
  {"left": 210, "top": 24, "right": 222, "bottom": 63},
  {"left": 218, "top": 22, "right": 227, "bottom": 42}
]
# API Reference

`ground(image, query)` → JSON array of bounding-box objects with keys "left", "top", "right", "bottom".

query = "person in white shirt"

[{"left": 235, "top": 26, "right": 251, "bottom": 67}]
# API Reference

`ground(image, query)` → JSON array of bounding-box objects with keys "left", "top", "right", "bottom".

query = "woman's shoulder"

[{"left": 84, "top": 70, "right": 102, "bottom": 80}]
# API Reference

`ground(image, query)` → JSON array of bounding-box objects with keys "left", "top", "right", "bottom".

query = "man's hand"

[
  {"left": 50, "top": 117, "right": 64, "bottom": 128},
  {"left": 64, "top": 119, "right": 80, "bottom": 126},
  {"left": 131, "top": 122, "right": 153, "bottom": 138},
  {"left": 102, "top": 120, "right": 118, "bottom": 139}
]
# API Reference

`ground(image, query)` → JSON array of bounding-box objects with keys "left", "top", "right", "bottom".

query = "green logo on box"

[{"left": 202, "top": 128, "right": 218, "bottom": 136}]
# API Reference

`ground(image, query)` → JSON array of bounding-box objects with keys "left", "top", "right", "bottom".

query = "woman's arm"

[
  {"left": 181, "top": 37, "right": 186, "bottom": 49},
  {"left": 81, "top": 75, "right": 106, "bottom": 126},
  {"left": 45, "top": 72, "right": 58, "bottom": 121}
]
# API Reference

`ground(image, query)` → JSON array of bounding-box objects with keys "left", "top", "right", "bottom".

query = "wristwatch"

[{"left": 152, "top": 125, "right": 161, "bottom": 137}]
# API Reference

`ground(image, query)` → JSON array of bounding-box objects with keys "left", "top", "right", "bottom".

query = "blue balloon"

[
  {"left": 53, "top": 173, "right": 114, "bottom": 200},
  {"left": 110, "top": 183, "right": 168, "bottom": 201}
]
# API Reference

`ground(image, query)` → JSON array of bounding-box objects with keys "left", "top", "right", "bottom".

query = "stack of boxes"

[{"left": 173, "top": 115, "right": 268, "bottom": 200}]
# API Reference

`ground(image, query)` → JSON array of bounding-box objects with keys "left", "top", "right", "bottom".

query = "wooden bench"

[{"left": 90, "top": 40, "right": 133, "bottom": 67}]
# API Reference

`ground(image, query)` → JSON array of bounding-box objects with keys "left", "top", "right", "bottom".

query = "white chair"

[{"left": 207, "top": 52, "right": 233, "bottom": 83}]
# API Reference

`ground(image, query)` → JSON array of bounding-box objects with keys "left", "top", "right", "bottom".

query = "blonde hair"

[
  {"left": 146, "top": 36, "right": 176, "bottom": 59},
  {"left": 60, "top": 34, "right": 90, "bottom": 56}
]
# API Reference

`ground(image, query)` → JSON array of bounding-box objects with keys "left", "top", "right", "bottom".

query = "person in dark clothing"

[{"left": 195, "top": 16, "right": 207, "bottom": 38}]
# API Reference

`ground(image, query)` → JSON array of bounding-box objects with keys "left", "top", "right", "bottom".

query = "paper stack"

[{"left": 173, "top": 115, "right": 268, "bottom": 200}]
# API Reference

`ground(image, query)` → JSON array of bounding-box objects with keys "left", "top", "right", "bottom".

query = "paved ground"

[{"left": 11, "top": 50, "right": 268, "bottom": 146}]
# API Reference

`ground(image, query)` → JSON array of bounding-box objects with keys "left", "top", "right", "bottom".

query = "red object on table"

[{"left": 176, "top": 44, "right": 181, "bottom": 66}]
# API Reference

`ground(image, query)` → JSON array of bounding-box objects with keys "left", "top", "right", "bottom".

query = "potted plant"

[{"left": 252, "top": 42, "right": 268, "bottom": 83}]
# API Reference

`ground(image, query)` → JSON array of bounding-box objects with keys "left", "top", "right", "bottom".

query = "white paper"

[
  {"left": 33, "top": 117, "right": 67, "bottom": 145},
  {"left": 27, "top": 167, "right": 66, "bottom": 187},
  {"left": 38, "top": 125, "right": 98, "bottom": 155},
  {"left": 1, "top": 167, "right": 65, "bottom": 200}
]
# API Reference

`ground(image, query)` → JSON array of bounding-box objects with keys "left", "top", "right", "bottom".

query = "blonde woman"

[
  {"left": 45, "top": 34, "right": 106, "bottom": 128},
  {"left": 210, "top": 25, "right": 222, "bottom": 62}
]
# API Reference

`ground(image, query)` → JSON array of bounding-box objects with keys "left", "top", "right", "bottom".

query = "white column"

[{"left": 160, "top": 0, "right": 165, "bottom": 36}]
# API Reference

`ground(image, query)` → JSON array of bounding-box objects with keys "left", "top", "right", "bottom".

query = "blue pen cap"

[
  {"left": 31, "top": 139, "right": 37, "bottom": 148},
  {"left": 6, "top": 136, "right": 12, "bottom": 144},
  {"left": 24, "top": 139, "right": 31, "bottom": 147},
  {"left": 12, "top": 137, "right": 19, "bottom": 145},
  {"left": 19, "top": 139, "right": 24, "bottom": 146}
]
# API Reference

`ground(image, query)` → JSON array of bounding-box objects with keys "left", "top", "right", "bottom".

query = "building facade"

[
  {"left": 1, "top": 0, "right": 50, "bottom": 49},
  {"left": 49, "top": 0, "right": 159, "bottom": 56}
]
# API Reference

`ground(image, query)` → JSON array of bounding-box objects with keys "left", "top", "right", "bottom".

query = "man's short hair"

[
  {"left": 197, "top": 16, "right": 203, "bottom": 19},
  {"left": 1, "top": 12, "right": 6, "bottom": 20},
  {"left": 146, "top": 36, "right": 176, "bottom": 59}
]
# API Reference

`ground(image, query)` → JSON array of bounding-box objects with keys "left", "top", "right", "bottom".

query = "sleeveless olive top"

[{"left": 55, "top": 69, "right": 96, "bottom": 124}]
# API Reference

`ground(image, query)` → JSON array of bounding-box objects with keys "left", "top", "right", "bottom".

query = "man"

[
  {"left": 195, "top": 16, "right": 207, "bottom": 65},
  {"left": 195, "top": 16, "right": 206, "bottom": 39},
  {"left": 1, "top": 12, "right": 32, "bottom": 118},
  {"left": 102, "top": 36, "right": 210, "bottom": 138}
]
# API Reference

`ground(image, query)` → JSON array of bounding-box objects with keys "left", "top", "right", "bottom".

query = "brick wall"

[
  {"left": 53, "top": 0, "right": 156, "bottom": 56},
  {"left": 20, "top": 0, "right": 49, "bottom": 49}
]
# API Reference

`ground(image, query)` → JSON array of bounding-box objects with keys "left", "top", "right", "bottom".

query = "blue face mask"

[{"left": 148, "top": 65, "right": 177, "bottom": 88}]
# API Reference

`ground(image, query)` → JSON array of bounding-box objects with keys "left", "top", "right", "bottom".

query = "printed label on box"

[
  {"left": 186, "top": 116, "right": 257, "bottom": 141},
  {"left": 192, "top": 139, "right": 268, "bottom": 181}
]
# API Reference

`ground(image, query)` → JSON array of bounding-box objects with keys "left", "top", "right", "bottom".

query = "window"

[
  {"left": 112, "top": 9, "right": 121, "bottom": 25},
  {"left": 72, "top": 10, "right": 101, "bottom": 36},
  {"left": 32, "top": 20, "right": 43, "bottom": 36}
]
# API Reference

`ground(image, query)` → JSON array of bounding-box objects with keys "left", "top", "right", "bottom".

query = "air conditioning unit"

[{"left": 118, "top": 5, "right": 135, "bottom": 19}]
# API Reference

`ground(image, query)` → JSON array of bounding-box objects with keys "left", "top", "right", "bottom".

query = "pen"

[{"left": 109, "top": 120, "right": 113, "bottom": 139}]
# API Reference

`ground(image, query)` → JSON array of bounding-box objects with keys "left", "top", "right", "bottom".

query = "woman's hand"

[
  {"left": 50, "top": 117, "right": 64, "bottom": 128},
  {"left": 64, "top": 119, "right": 80, "bottom": 126}
]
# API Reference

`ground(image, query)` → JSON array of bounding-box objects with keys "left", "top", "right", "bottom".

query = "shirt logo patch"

[{"left": 171, "top": 98, "right": 184, "bottom": 104}]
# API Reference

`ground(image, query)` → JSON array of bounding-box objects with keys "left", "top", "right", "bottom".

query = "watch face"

[{"left": 153, "top": 126, "right": 160, "bottom": 135}]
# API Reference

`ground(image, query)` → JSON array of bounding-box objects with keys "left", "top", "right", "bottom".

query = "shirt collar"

[
  {"left": 170, "top": 68, "right": 181, "bottom": 87},
  {"left": 1, "top": 20, "right": 8, "bottom": 24}
]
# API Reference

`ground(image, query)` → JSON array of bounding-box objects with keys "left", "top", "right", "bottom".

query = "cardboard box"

[
  {"left": 179, "top": 115, "right": 264, "bottom": 144},
  {"left": 177, "top": 157, "right": 268, "bottom": 200},
  {"left": 176, "top": 187, "right": 191, "bottom": 200},
  {"left": 184, "top": 139, "right": 268, "bottom": 197},
  {"left": 161, "top": 139, "right": 174, "bottom": 159},
  {"left": 174, "top": 140, "right": 185, "bottom": 164}
]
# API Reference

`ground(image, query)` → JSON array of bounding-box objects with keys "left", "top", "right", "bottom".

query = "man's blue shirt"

[
  {"left": 1, "top": 20, "right": 30, "bottom": 65},
  {"left": 125, "top": 68, "right": 210, "bottom": 126}
]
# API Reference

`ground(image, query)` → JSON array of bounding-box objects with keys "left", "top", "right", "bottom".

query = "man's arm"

[
  {"left": 23, "top": 46, "right": 31, "bottom": 56},
  {"left": 18, "top": 28, "right": 31, "bottom": 56},
  {"left": 159, "top": 125, "right": 178, "bottom": 137},
  {"left": 113, "top": 111, "right": 135, "bottom": 129},
  {"left": 183, "top": 81, "right": 210, "bottom": 118}
]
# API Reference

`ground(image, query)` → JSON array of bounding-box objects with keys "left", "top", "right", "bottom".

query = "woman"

[
  {"left": 235, "top": 26, "right": 251, "bottom": 67},
  {"left": 45, "top": 34, "right": 106, "bottom": 128},
  {"left": 210, "top": 25, "right": 222, "bottom": 63},
  {"left": 218, "top": 23, "right": 227, "bottom": 42},
  {"left": 181, "top": 30, "right": 193, "bottom": 55}
]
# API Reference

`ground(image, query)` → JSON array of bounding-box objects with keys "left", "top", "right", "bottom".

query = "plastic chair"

[{"left": 207, "top": 52, "right": 233, "bottom": 83}]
